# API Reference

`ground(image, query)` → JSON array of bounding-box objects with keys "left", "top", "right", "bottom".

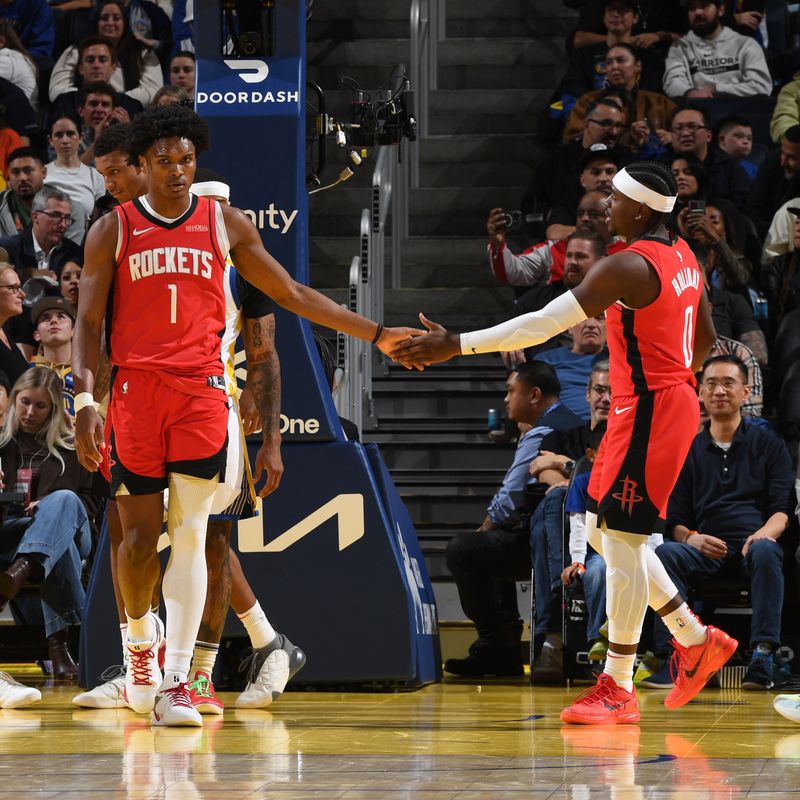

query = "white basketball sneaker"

[
  {"left": 774, "top": 694, "right": 800, "bottom": 724},
  {"left": 0, "top": 672, "right": 41, "bottom": 708},
  {"left": 125, "top": 613, "right": 165, "bottom": 714},
  {"left": 152, "top": 681, "right": 202, "bottom": 727},
  {"left": 73, "top": 666, "right": 129, "bottom": 709},
  {"left": 235, "top": 633, "right": 306, "bottom": 709}
]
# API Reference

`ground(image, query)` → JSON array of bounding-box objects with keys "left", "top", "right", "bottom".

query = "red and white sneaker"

[
  {"left": 152, "top": 682, "right": 202, "bottom": 727},
  {"left": 125, "top": 613, "right": 165, "bottom": 714},
  {"left": 664, "top": 625, "right": 738, "bottom": 710},
  {"left": 188, "top": 671, "right": 224, "bottom": 715},
  {"left": 560, "top": 673, "right": 641, "bottom": 725}
]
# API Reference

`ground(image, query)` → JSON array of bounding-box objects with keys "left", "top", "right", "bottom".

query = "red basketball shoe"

[
  {"left": 188, "top": 671, "right": 224, "bottom": 715},
  {"left": 664, "top": 626, "right": 738, "bottom": 710},
  {"left": 561, "top": 673, "right": 640, "bottom": 725}
]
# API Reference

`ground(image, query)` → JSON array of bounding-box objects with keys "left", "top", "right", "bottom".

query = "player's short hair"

[
  {"left": 717, "top": 115, "right": 752, "bottom": 137},
  {"left": 79, "top": 80, "right": 117, "bottom": 107},
  {"left": 568, "top": 228, "right": 607, "bottom": 259},
  {"left": 6, "top": 147, "right": 44, "bottom": 167},
  {"left": 513, "top": 360, "right": 561, "bottom": 398},
  {"left": 128, "top": 105, "right": 211, "bottom": 163},
  {"left": 702, "top": 354, "right": 748, "bottom": 384},
  {"left": 32, "top": 185, "right": 72, "bottom": 212},
  {"left": 94, "top": 121, "right": 133, "bottom": 160}
]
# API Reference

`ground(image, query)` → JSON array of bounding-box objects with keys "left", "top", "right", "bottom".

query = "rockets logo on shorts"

[{"left": 612, "top": 475, "right": 644, "bottom": 517}]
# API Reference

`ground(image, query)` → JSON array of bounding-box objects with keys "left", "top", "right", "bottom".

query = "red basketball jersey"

[
  {"left": 606, "top": 234, "right": 703, "bottom": 396},
  {"left": 111, "top": 195, "right": 228, "bottom": 377}
]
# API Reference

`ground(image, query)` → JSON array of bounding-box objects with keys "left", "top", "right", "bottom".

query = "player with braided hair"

[{"left": 393, "top": 160, "right": 738, "bottom": 724}]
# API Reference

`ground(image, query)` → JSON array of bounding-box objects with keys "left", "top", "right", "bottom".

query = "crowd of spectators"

[
  {"left": 0, "top": 0, "right": 196, "bottom": 675},
  {"left": 446, "top": 0, "right": 800, "bottom": 691}
]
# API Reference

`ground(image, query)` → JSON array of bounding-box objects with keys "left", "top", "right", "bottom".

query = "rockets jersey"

[
  {"left": 111, "top": 194, "right": 229, "bottom": 376},
  {"left": 606, "top": 233, "right": 703, "bottom": 396}
]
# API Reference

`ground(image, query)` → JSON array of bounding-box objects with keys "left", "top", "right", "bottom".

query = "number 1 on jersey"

[{"left": 168, "top": 283, "right": 177, "bottom": 324}]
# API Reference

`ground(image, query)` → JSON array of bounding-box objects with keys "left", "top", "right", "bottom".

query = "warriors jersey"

[
  {"left": 606, "top": 234, "right": 703, "bottom": 396},
  {"left": 111, "top": 195, "right": 229, "bottom": 377}
]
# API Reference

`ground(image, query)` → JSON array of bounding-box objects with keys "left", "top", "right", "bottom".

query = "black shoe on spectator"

[
  {"left": 444, "top": 642, "right": 523, "bottom": 678},
  {"left": 742, "top": 651, "right": 775, "bottom": 690}
]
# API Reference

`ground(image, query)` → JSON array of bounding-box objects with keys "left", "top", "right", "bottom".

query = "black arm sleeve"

[{"left": 235, "top": 271, "right": 274, "bottom": 319}]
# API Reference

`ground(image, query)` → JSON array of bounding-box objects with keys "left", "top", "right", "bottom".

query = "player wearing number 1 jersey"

[
  {"left": 391, "top": 161, "right": 738, "bottom": 725},
  {"left": 72, "top": 105, "right": 422, "bottom": 727}
]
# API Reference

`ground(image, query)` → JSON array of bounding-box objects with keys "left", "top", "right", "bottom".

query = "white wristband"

[
  {"left": 460, "top": 290, "right": 588, "bottom": 355},
  {"left": 74, "top": 392, "right": 96, "bottom": 413}
]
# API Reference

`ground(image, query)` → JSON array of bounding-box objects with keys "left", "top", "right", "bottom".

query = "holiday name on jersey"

[
  {"left": 671, "top": 265, "right": 701, "bottom": 298},
  {"left": 127, "top": 247, "right": 215, "bottom": 281}
]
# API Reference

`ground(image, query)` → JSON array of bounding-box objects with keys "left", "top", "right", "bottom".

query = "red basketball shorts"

[
  {"left": 102, "top": 367, "right": 230, "bottom": 496},
  {"left": 587, "top": 381, "right": 699, "bottom": 535}
]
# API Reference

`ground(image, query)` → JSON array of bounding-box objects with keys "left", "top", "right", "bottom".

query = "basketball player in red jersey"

[
  {"left": 72, "top": 106, "right": 421, "bottom": 727},
  {"left": 392, "top": 161, "right": 738, "bottom": 724}
]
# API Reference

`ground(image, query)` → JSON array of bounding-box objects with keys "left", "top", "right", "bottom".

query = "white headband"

[
  {"left": 612, "top": 168, "right": 676, "bottom": 213},
  {"left": 191, "top": 180, "right": 230, "bottom": 202}
]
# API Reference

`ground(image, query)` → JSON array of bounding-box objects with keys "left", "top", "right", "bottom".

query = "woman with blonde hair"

[
  {"left": 0, "top": 366, "right": 99, "bottom": 680},
  {"left": 0, "top": 263, "right": 31, "bottom": 386}
]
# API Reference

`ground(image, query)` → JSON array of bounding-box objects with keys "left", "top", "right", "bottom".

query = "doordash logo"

[{"left": 224, "top": 59, "right": 269, "bottom": 83}]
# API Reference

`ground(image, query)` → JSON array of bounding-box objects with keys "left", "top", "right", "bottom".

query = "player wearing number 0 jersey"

[
  {"left": 389, "top": 162, "right": 738, "bottom": 725},
  {"left": 588, "top": 233, "right": 703, "bottom": 536}
]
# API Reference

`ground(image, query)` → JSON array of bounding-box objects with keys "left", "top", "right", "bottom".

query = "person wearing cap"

[
  {"left": 30, "top": 295, "right": 76, "bottom": 420},
  {"left": 564, "top": 43, "right": 676, "bottom": 155},
  {"left": 663, "top": 1, "right": 771, "bottom": 99}
]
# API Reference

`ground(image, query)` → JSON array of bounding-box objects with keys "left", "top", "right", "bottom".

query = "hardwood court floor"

[{"left": 0, "top": 674, "right": 798, "bottom": 798}]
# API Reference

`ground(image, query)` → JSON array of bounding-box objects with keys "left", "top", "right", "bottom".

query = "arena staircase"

[{"left": 307, "top": 0, "right": 575, "bottom": 632}]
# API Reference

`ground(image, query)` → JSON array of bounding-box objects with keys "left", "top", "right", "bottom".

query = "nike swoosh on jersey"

[
  {"left": 132, "top": 226, "right": 155, "bottom": 236},
  {"left": 614, "top": 405, "right": 634, "bottom": 415}
]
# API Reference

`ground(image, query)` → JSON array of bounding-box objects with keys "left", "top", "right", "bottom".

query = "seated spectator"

[
  {"left": 0, "top": 18, "right": 36, "bottom": 110},
  {"left": 30, "top": 295, "right": 75, "bottom": 419},
  {"left": 444, "top": 362, "right": 583, "bottom": 677},
  {"left": 522, "top": 97, "right": 626, "bottom": 222},
  {"left": 546, "top": 143, "right": 626, "bottom": 241},
  {"left": 49, "top": 1, "right": 163, "bottom": 109},
  {"left": 670, "top": 154, "right": 710, "bottom": 215},
  {"left": 45, "top": 115, "right": 105, "bottom": 245},
  {"left": 0, "top": 186, "right": 83, "bottom": 354},
  {"left": 562, "top": 0, "right": 665, "bottom": 110},
  {"left": 0, "top": 261, "right": 30, "bottom": 384},
  {"left": 747, "top": 125, "right": 800, "bottom": 239},
  {"left": 124, "top": 0, "right": 173, "bottom": 70},
  {"left": 47, "top": 37, "right": 143, "bottom": 131},
  {"left": 762, "top": 208, "right": 800, "bottom": 326},
  {"left": 0, "top": 76, "right": 35, "bottom": 142},
  {"left": 0, "top": 366, "right": 98, "bottom": 680},
  {"left": 564, "top": 44, "right": 675, "bottom": 152},
  {"left": 708, "top": 336, "right": 764, "bottom": 417},
  {"left": 169, "top": 50, "right": 195, "bottom": 100},
  {"left": 570, "top": 0, "right": 686, "bottom": 52},
  {"left": 717, "top": 116, "right": 760, "bottom": 181},
  {"left": 535, "top": 314, "right": 608, "bottom": 421},
  {"left": 771, "top": 70, "right": 800, "bottom": 143},
  {"left": 663, "top": 0, "right": 772, "bottom": 100},
  {"left": 0, "top": 0, "right": 53, "bottom": 71},
  {"left": 530, "top": 362, "right": 611, "bottom": 672},
  {"left": 643, "top": 355, "right": 794, "bottom": 691},
  {"left": 663, "top": 105, "right": 751, "bottom": 209},
  {"left": 151, "top": 84, "right": 190, "bottom": 107},
  {"left": 0, "top": 370, "right": 9, "bottom": 425},
  {"left": 58, "top": 260, "right": 80, "bottom": 309},
  {"left": 170, "top": 0, "right": 194, "bottom": 56},
  {"left": 0, "top": 147, "right": 46, "bottom": 238}
]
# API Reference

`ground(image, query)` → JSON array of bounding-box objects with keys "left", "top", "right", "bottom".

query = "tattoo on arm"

[{"left": 245, "top": 314, "right": 281, "bottom": 437}]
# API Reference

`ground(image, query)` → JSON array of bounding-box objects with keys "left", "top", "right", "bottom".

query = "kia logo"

[{"left": 224, "top": 59, "right": 269, "bottom": 83}]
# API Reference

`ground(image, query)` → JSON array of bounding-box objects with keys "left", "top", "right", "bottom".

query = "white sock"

[
  {"left": 119, "top": 623, "right": 128, "bottom": 661},
  {"left": 161, "top": 670, "right": 185, "bottom": 689},
  {"left": 161, "top": 473, "right": 218, "bottom": 678},
  {"left": 661, "top": 602, "right": 707, "bottom": 648},
  {"left": 604, "top": 650, "right": 636, "bottom": 693},
  {"left": 191, "top": 641, "right": 219, "bottom": 676},
  {"left": 237, "top": 601, "right": 276, "bottom": 650},
  {"left": 126, "top": 611, "right": 154, "bottom": 643}
]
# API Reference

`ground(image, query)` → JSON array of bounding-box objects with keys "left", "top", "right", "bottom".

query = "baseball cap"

[
  {"left": 580, "top": 143, "right": 626, "bottom": 171},
  {"left": 31, "top": 295, "right": 76, "bottom": 325}
]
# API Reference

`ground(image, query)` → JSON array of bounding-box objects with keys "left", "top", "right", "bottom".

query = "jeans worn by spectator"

[
  {"left": 581, "top": 550, "right": 607, "bottom": 643},
  {"left": 652, "top": 538, "right": 784, "bottom": 657},
  {"left": 0, "top": 490, "right": 91, "bottom": 638},
  {"left": 530, "top": 486, "right": 568, "bottom": 639}
]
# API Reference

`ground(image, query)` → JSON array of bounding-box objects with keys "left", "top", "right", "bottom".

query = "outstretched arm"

[
  {"left": 391, "top": 251, "right": 660, "bottom": 367},
  {"left": 224, "top": 205, "right": 423, "bottom": 354},
  {"left": 73, "top": 213, "right": 117, "bottom": 470}
]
